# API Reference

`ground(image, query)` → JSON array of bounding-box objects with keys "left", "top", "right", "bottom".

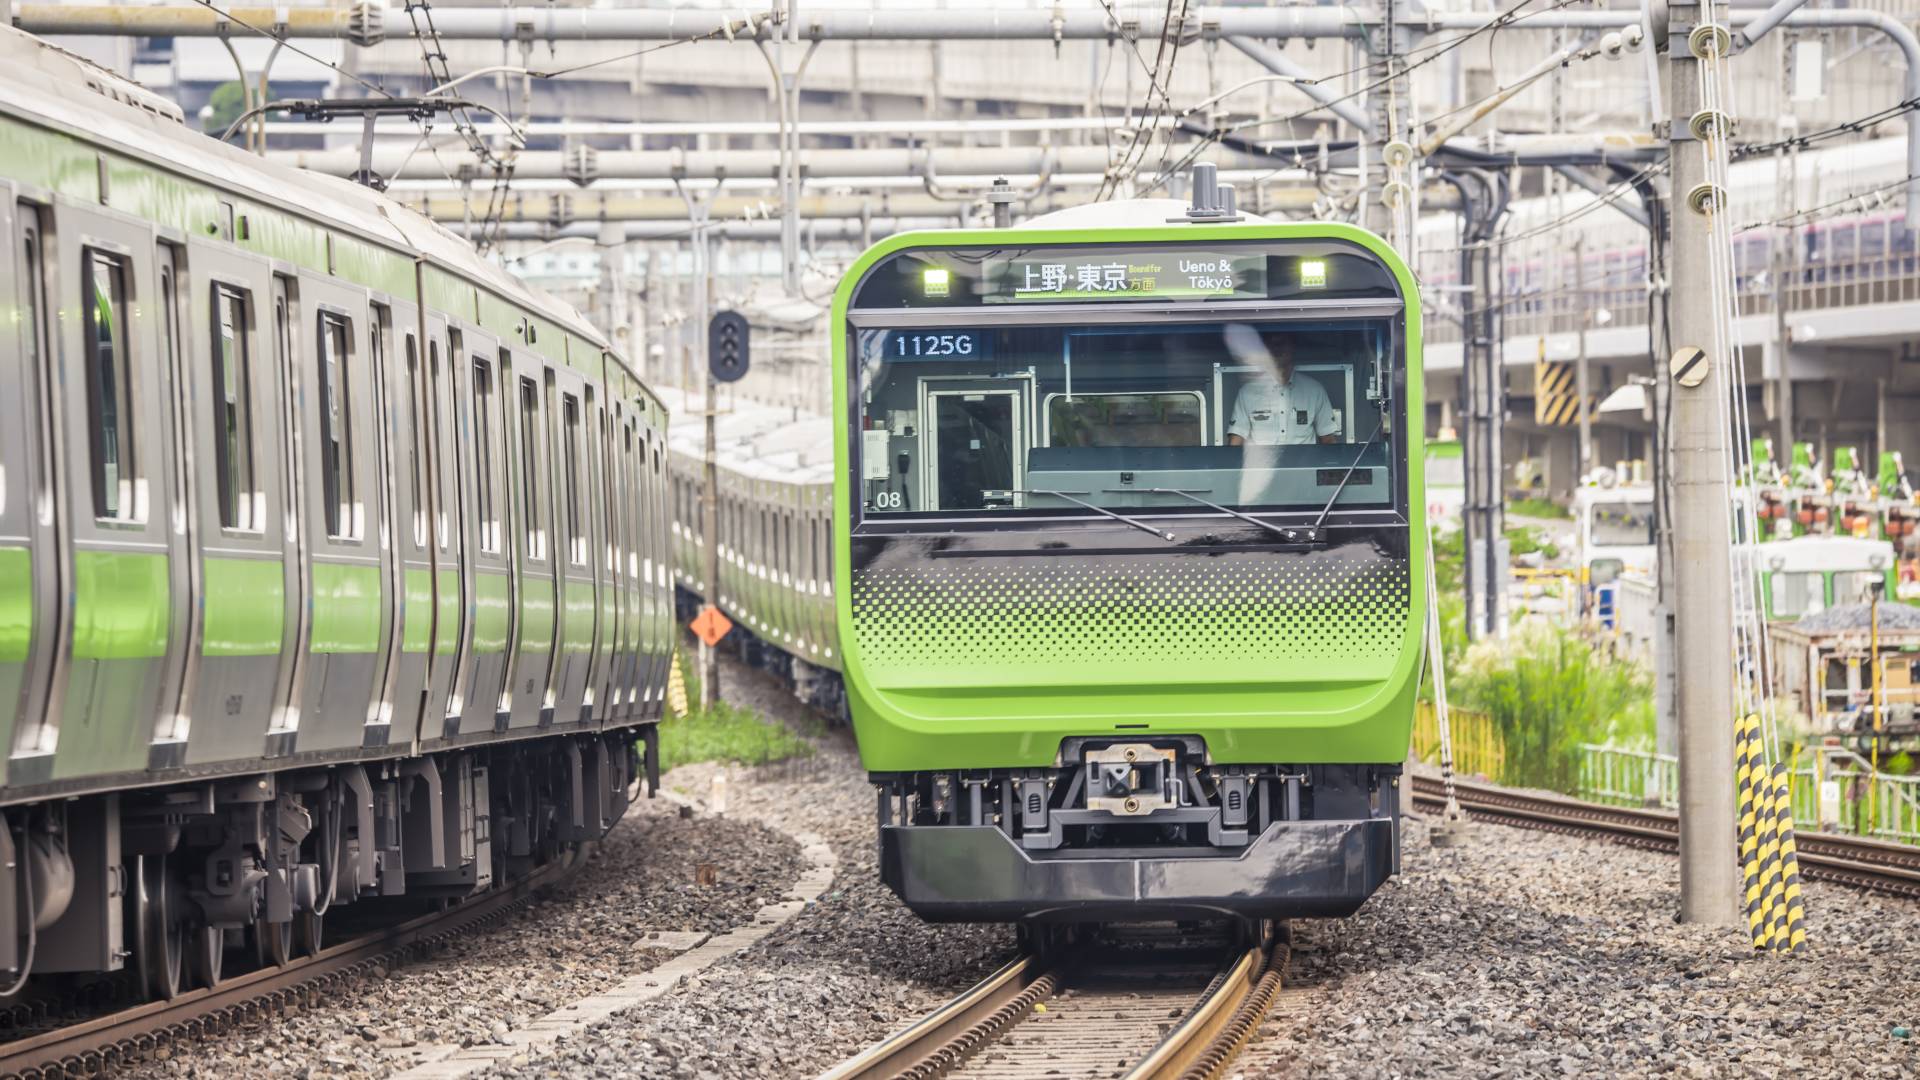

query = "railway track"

[
  {"left": 1412, "top": 774, "right": 1920, "bottom": 898},
  {"left": 821, "top": 923, "right": 1285, "bottom": 1080},
  {"left": 0, "top": 850, "right": 590, "bottom": 1080}
]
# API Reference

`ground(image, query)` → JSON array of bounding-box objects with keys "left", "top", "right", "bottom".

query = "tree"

[{"left": 204, "top": 80, "right": 247, "bottom": 136}]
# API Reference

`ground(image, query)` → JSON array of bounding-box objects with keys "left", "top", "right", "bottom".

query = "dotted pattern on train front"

[{"left": 849, "top": 552, "right": 1410, "bottom": 672}]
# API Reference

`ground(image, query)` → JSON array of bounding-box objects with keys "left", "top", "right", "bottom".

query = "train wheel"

[
  {"left": 140, "top": 856, "right": 184, "bottom": 1000},
  {"left": 187, "top": 924, "right": 223, "bottom": 989},
  {"left": 255, "top": 917, "right": 293, "bottom": 968},
  {"left": 293, "top": 909, "right": 323, "bottom": 958}
]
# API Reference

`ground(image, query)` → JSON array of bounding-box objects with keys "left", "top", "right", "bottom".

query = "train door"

[
  {"left": 419, "top": 314, "right": 462, "bottom": 729},
  {"left": 178, "top": 238, "right": 289, "bottom": 766},
  {"left": 382, "top": 303, "right": 434, "bottom": 749},
  {"left": 596, "top": 400, "right": 628, "bottom": 725},
  {"left": 0, "top": 197, "right": 61, "bottom": 784},
  {"left": 648, "top": 428, "right": 671, "bottom": 715},
  {"left": 450, "top": 329, "right": 512, "bottom": 737},
  {"left": 288, "top": 273, "right": 383, "bottom": 754},
  {"left": 549, "top": 369, "right": 597, "bottom": 726},
  {"left": 42, "top": 208, "right": 174, "bottom": 783},
  {"left": 917, "top": 380, "right": 1030, "bottom": 512},
  {"left": 503, "top": 356, "right": 557, "bottom": 729},
  {"left": 579, "top": 385, "right": 612, "bottom": 727},
  {"left": 360, "top": 301, "right": 404, "bottom": 748}
]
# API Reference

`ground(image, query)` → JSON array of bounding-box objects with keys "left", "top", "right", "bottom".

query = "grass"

[
  {"left": 652, "top": 654, "right": 816, "bottom": 772},
  {"left": 1508, "top": 496, "right": 1571, "bottom": 520}
]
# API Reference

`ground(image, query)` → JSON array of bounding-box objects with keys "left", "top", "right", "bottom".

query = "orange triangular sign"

[{"left": 690, "top": 605, "right": 734, "bottom": 648}]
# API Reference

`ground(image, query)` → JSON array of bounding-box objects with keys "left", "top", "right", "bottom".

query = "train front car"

[{"left": 832, "top": 204, "right": 1425, "bottom": 923}]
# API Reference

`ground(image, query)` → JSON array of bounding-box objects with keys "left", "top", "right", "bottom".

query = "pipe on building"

[
  {"left": 13, "top": 4, "right": 1647, "bottom": 42},
  {"left": 273, "top": 143, "right": 1270, "bottom": 183}
]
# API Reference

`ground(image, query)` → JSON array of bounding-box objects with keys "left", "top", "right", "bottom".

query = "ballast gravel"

[
  {"left": 481, "top": 654, "right": 1012, "bottom": 1080},
  {"left": 1237, "top": 813, "right": 1920, "bottom": 1079},
  {"left": 120, "top": 648, "right": 1920, "bottom": 1079},
  {"left": 122, "top": 751, "right": 806, "bottom": 1080}
]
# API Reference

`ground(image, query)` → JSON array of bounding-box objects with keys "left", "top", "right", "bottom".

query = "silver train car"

[{"left": 0, "top": 27, "right": 674, "bottom": 998}]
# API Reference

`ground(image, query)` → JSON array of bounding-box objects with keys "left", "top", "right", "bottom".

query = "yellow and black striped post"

[
  {"left": 1771, "top": 763, "right": 1808, "bottom": 952},
  {"left": 667, "top": 651, "right": 691, "bottom": 718},
  {"left": 1735, "top": 714, "right": 1767, "bottom": 943}
]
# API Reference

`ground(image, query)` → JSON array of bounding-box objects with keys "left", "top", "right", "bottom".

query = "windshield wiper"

[
  {"left": 1023, "top": 489, "right": 1176, "bottom": 542},
  {"left": 1309, "top": 426, "right": 1387, "bottom": 539},
  {"left": 1136, "top": 488, "right": 1320, "bottom": 544}
]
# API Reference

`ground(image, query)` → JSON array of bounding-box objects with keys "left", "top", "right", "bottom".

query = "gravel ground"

[
  {"left": 1237, "top": 814, "right": 1920, "bottom": 1079},
  {"left": 125, "top": 752, "right": 805, "bottom": 1079},
  {"left": 483, "top": 652, "right": 1012, "bottom": 1080}
]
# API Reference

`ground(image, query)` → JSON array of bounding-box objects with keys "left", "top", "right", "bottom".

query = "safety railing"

[
  {"left": 1576, "top": 741, "right": 1920, "bottom": 844},
  {"left": 1791, "top": 746, "right": 1920, "bottom": 845},
  {"left": 1577, "top": 742, "right": 1679, "bottom": 810},
  {"left": 1413, "top": 702, "right": 1506, "bottom": 781}
]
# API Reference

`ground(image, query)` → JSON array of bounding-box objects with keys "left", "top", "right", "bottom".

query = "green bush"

[{"left": 1451, "top": 623, "right": 1655, "bottom": 792}]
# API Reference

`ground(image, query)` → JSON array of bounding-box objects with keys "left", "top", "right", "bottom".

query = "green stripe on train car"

[
  {"left": 72, "top": 550, "right": 169, "bottom": 660},
  {"left": 562, "top": 581, "right": 595, "bottom": 652},
  {"left": 403, "top": 568, "right": 433, "bottom": 652},
  {"left": 0, "top": 547, "right": 28, "bottom": 663},
  {"left": 473, "top": 570, "right": 512, "bottom": 653},
  {"left": 434, "top": 569, "right": 460, "bottom": 654},
  {"left": 309, "top": 562, "right": 381, "bottom": 653},
  {"left": 201, "top": 556, "right": 284, "bottom": 656},
  {"left": 518, "top": 576, "right": 555, "bottom": 650}
]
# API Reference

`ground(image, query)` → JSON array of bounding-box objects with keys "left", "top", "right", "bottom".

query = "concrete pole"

[
  {"left": 1667, "top": 0, "right": 1740, "bottom": 925},
  {"left": 1575, "top": 234, "right": 1592, "bottom": 481}
]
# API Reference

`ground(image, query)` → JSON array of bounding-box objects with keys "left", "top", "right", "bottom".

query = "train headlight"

[{"left": 922, "top": 267, "right": 951, "bottom": 297}]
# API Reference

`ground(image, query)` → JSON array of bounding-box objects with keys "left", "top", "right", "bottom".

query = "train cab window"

[
  {"left": 316, "top": 312, "right": 356, "bottom": 538},
  {"left": 519, "top": 376, "right": 545, "bottom": 560},
  {"left": 562, "top": 392, "right": 586, "bottom": 567},
  {"left": 210, "top": 285, "right": 257, "bottom": 530},
  {"left": 83, "top": 249, "right": 136, "bottom": 521},
  {"left": 472, "top": 358, "right": 500, "bottom": 554},
  {"left": 403, "top": 335, "right": 427, "bottom": 547},
  {"left": 855, "top": 319, "right": 1398, "bottom": 517}
]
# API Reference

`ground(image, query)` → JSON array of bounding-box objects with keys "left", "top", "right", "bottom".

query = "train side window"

[
  {"left": 403, "top": 335, "right": 426, "bottom": 547},
  {"left": 82, "top": 249, "right": 136, "bottom": 521},
  {"left": 519, "top": 376, "right": 545, "bottom": 561},
  {"left": 315, "top": 312, "right": 356, "bottom": 538},
  {"left": 471, "top": 357, "right": 499, "bottom": 554},
  {"left": 210, "top": 284, "right": 257, "bottom": 530},
  {"left": 562, "top": 392, "right": 586, "bottom": 567},
  {"left": 429, "top": 342, "right": 453, "bottom": 552}
]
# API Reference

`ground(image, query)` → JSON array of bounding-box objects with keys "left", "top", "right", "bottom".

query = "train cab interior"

[{"left": 855, "top": 319, "right": 1398, "bottom": 522}]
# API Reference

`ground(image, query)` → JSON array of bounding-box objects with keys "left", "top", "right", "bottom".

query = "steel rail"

[
  {"left": 820, "top": 927, "right": 1285, "bottom": 1080},
  {"left": 0, "top": 855, "right": 585, "bottom": 1079},
  {"left": 1411, "top": 775, "right": 1920, "bottom": 898}
]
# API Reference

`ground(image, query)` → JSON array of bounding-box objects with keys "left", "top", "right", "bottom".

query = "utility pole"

[
  {"left": 675, "top": 183, "right": 721, "bottom": 710},
  {"left": 1667, "top": 0, "right": 1740, "bottom": 925},
  {"left": 1575, "top": 234, "right": 1592, "bottom": 481}
]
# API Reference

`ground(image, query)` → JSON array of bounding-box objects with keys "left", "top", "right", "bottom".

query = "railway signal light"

[{"left": 708, "top": 310, "right": 750, "bottom": 383}]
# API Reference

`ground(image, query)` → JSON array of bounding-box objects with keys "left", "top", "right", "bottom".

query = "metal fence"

[
  {"left": 1578, "top": 742, "right": 1679, "bottom": 810},
  {"left": 1413, "top": 702, "right": 1506, "bottom": 781},
  {"left": 1578, "top": 741, "right": 1920, "bottom": 844}
]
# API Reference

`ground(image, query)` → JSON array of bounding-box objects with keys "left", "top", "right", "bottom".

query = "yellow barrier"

[{"left": 1413, "top": 701, "right": 1506, "bottom": 781}]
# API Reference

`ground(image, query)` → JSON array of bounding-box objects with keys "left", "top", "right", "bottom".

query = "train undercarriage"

[{"left": 0, "top": 731, "right": 652, "bottom": 1001}]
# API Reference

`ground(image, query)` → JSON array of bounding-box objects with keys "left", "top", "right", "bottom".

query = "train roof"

[
  {"left": 659, "top": 387, "right": 834, "bottom": 485},
  {"left": 0, "top": 26, "right": 635, "bottom": 386},
  {"left": 1021, "top": 198, "right": 1276, "bottom": 230}
]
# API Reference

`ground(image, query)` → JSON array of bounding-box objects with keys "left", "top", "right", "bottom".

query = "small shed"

[{"left": 1768, "top": 602, "right": 1920, "bottom": 738}]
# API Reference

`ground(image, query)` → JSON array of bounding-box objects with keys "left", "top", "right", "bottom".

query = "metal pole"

[
  {"left": 1772, "top": 126, "right": 1794, "bottom": 456},
  {"left": 1667, "top": 0, "right": 1740, "bottom": 925},
  {"left": 1575, "top": 234, "right": 1592, "bottom": 481},
  {"left": 675, "top": 186, "right": 720, "bottom": 710}
]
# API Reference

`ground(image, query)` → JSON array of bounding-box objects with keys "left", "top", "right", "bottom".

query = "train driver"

[{"left": 1225, "top": 332, "right": 1340, "bottom": 446}]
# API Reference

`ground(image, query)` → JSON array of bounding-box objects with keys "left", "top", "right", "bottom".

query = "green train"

[
  {"left": 0, "top": 27, "right": 674, "bottom": 998},
  {"left": 672, "top": 177, "right": 1425, "bottom": 923}
]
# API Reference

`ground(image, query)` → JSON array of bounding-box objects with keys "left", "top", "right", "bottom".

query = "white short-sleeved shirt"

[{"left": 1227, "top": 376, "right": 1338, "bottom": 445}]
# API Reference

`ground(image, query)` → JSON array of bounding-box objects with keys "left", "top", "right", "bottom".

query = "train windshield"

[{"left": 853, "top": 318, "right": 1397, "bottom": 516}]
